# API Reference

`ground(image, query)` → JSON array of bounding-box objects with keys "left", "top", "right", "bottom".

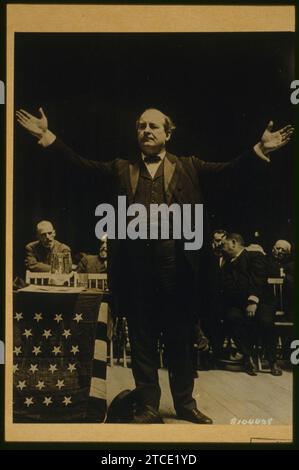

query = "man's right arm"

[
  {"left": 43, "top": 137, "right": 114, "bottom": 178},
  {"left": 25, "top": 244, "right": 51, "bottom": 272},
  {"left": 16, "top": 108, "right": 114, "bottom": 178},
  {"left": 191, "top": 120, "right": 293, "bottom": 177}
]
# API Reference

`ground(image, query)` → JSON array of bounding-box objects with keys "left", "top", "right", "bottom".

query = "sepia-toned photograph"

[{"left": 5, "top": 4, "right": 295, "bottom": 443}]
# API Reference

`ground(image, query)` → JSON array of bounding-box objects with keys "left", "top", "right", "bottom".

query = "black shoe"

[
  {"left": 244, "top": 356, "right": 258, "bottom": 376},
  {"left": 270, "top": 362, "right": 282, "bottom": 376},
  {"left": 176, "top": 408, "right": 213, "bottom": 424},
  {"left": 106, "top": 389, "right": 136, "bottom": 423},
  {"left": 132, "top": 405, "right": 164, "bottom": 424}
]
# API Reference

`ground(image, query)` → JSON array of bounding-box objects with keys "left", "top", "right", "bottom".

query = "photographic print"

[{"left": 5, "top": 4, "right": 295, "bottom": 443}]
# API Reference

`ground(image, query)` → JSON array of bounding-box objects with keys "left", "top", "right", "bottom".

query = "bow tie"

[{"left": 143, "top": 155, "right": 162, "bottom": 164}]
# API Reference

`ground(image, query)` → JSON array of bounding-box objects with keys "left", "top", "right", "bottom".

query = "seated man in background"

[
  {"left": 221, "top": 232, "right": 281, "bottom": 376},
  {"left": 212, "top": 229, "right": 227, "bottom": 268},
  {"left": 268, "top": 239, "right": 294, "bottom": 320},
  {"left": 76, "top": 235, "right": 113, "bottom": 351},
  {"left": 25, "top": 220, "right": 71, "bottom": 272},
  {"left": 269, "top": 240, "right": 293, "bottom": 280},
  {"left": 76, "top": 235, "right": 108, "bottom": 273},
  {"left": 199, "top": 229, "right": 228, "bottom": 367}
]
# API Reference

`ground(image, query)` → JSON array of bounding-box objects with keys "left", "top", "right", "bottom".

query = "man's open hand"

[
  {"left": 254, "top": 121, "right": 294, "bottom": 162},
  {"left": 16, "top": 108, "right": 48, "bottom": 139}
]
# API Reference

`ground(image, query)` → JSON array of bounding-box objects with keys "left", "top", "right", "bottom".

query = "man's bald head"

[
  {"left": 36, "top": 220, "right": 56, "bottom": 249},
  {"left": 272, "top": 239, "right": 292, "bottom": 261}
]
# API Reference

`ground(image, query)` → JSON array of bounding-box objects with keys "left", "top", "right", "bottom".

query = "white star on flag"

[
  {"left": 33, "top": 313, "right": 43, "bottom": 322},
  {"left": 42, "top": 329, "right": 52, "bottom": 339},
  {"left": 73, "top": 313, "right": 83, "bottom": 323},
  {"left": 62, "top": 396, "right": 72, "bottom": 406},
  {"left": 49, "top": 364, "right": 58, "bottom": 374},
  {"left": 52, "top": 345, "right": 62, "bottom": 356},
  {"left": 62, "top": 329, "right": 71, "bottom": 339},
  {"left": 67, "top": 363, "right": 76, "bottom": 373},
  {"left": 54, "top": 313, "right": 63, "bottom": 323},
  {"left": 14, "top": 312, "right": 23, "bottom": 321},
  {"left": 22, "top": 329, "right": 33, "bottom": 339},
  {"left": 17, "top": 380, "right": 26, "bottom": 390},
  {"left": 24, "top": 397, "right": 34, "bottom": 407},
  {"left": 13, "top": 364, "right": 19, "bottom": 374},
  {"left": 70, "top": 345, "right": 79, "bottom": 355},
  {"left": 13, "top": 346, "right": 22, "bottom": 356},
  {"left": 32, "top": 346, "right": 42, "bottom": 356},
  {"left": 29, "top": 364, "right": 38, "bottom": 374},
  {"left": 43, "top": 396, "right": 53, "bottom": 406},
  {"left": 56, "top": 379, "right": 65, "bottom": 390},
  {"left": 36, "top": 381, "right": 45, "bottom": 390}
]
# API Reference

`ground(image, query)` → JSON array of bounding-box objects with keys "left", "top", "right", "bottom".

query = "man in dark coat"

[
  {"left": 76, "top": 235, "right": 108, "bottom": 274},
  {"left": 202, "top": 229, "right": 228, "bottom": 364},
  {"left": 268, "top": 239, "right": 294, "bottom": 320},
  {"left": 16, "top": 107, "right": 292, "bottom": 422},
  {"left": 25, "top": 220, "right": 71, "bottom": 272},
  {"left": 221, "top": 233, "right": 282, "bottom": 376}
]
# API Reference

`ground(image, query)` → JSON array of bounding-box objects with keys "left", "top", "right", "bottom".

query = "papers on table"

[{"left": 19, "top": 285, "right": 86, "bottom": 294}]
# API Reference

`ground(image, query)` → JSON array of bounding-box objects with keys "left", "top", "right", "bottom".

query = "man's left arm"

[{"left": 192, "top": 121, "right": 294, "bottom": 174}]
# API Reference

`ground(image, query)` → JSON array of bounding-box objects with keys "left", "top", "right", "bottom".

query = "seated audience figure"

[
  {"left": 221, "top": 233, "right": 282, "bottom": 376},
  {"left": 268, "top": 240, "right": 294, "bottom": 319},
  {"left": 25, "top": 220, "right": 71, "bottom": 272},
  {"left": 212, "top": 229, "right": 227, "bottom": 267},
  {"left": 200, "top": 229, "right": 228, "bottom": 365},
  {"left": 76, "top": 235, "right": 108, "bottom": 273}
]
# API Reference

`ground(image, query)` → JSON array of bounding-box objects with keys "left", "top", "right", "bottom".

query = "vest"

[{"left": 133, "top": 160, "right": 172, "bottom": 239}]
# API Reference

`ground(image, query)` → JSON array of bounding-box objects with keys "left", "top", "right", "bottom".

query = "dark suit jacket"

[
  {"left": 77, "top": 255, "right": 107, "bottom": 274},
  {"left": 45, "top": 138, "right": 258, "bottom": 311},
  {"left": 220, "top": 249, "right": 271, "bottom": 309},
  {"left": 25, "top": 239, "right": 71, "bottom": 272},
  {"left": 46, "top": 138, "right": 256, "bottom": 268}
]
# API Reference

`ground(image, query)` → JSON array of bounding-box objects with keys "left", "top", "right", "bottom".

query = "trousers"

[{"left": 122, "top": 239, "right": 197, "bottom": 412}]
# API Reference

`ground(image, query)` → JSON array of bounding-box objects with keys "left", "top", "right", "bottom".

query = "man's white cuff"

[
  {"left": 38, "top": 130, "right": 56, "bottom": 147},
  {"left": 253, "top": 143, "right": 270, "bottom": 162}
]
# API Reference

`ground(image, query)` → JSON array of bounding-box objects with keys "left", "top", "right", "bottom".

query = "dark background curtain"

[{"left": 14, "top": 32, "right": 294, "bottom": 277}]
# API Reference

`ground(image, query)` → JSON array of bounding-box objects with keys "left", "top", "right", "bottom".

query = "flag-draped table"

[{"left": 13, "top": 289, "right": 109, "bottom": 423}]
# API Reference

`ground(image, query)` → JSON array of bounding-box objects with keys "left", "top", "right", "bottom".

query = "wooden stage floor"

[{"left": 107, "top": 366, "right": 292, "bottom": 425}]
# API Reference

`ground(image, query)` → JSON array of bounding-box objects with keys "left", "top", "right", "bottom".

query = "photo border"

[{"left": 3, "top": 2, "right": 297, "bottom": 447}]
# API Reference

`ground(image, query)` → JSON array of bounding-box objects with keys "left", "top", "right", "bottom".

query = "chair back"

[
  {"left": 25, "top": 270, "right": 75, "bottom": 287},
  {"left": 25, "top": 270, "right": 51, "bottom": 285},
  {"left": 87, "top": 273, "right": 108, "bottom": 290},
  {"left": 76, "top": 273, "right": 108, "bottom": 290},
  {"left": 267, "top": 277, "right": 284, "bottom": 316}
]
